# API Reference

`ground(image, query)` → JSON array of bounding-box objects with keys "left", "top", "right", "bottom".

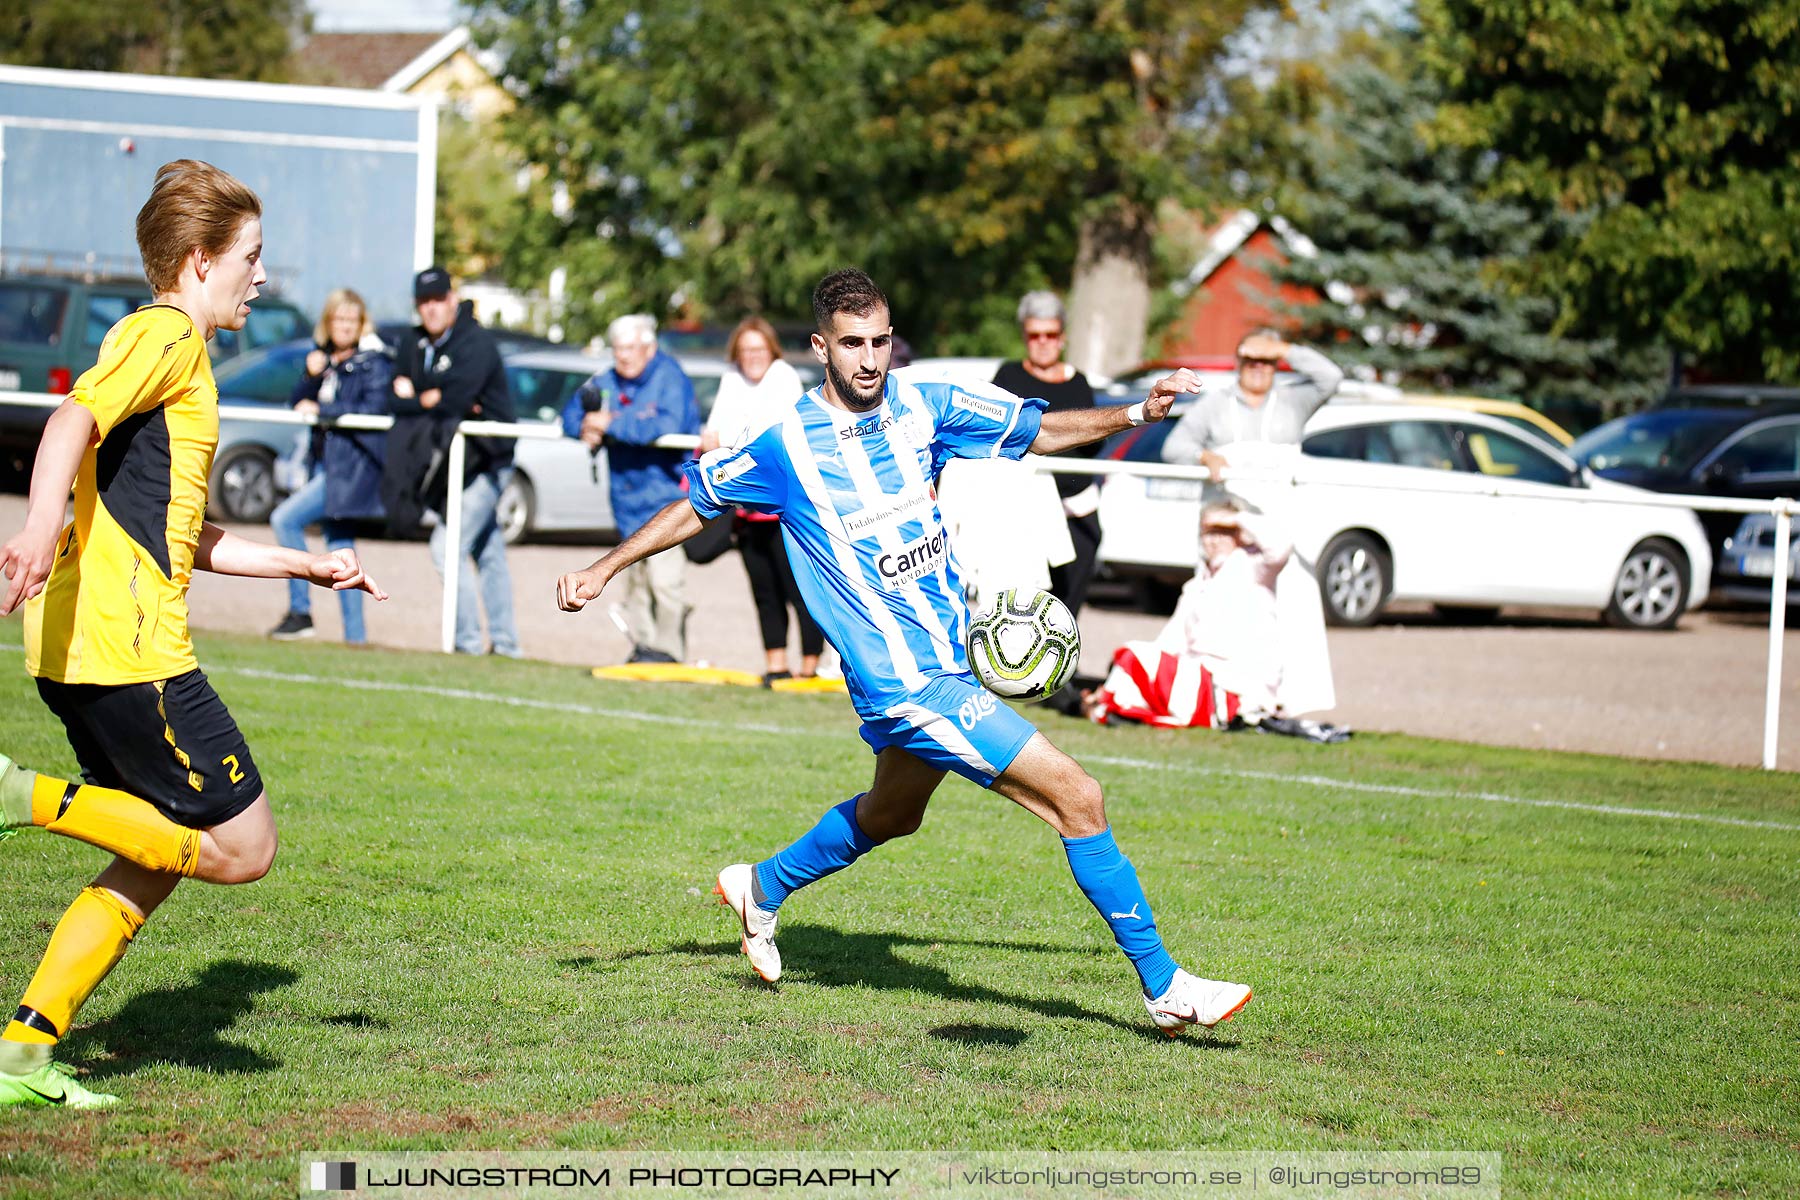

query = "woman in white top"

[
  {"left": 698, "top": 318, "right": 823, "bottom": 683},
  {"left": 702, "top": 318, "right": 805, "bottom": 451}
]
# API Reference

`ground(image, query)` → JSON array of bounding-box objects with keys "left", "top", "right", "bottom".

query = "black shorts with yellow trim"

[{"left": 34, "top": 669, "right": 263, "bottom": 829}]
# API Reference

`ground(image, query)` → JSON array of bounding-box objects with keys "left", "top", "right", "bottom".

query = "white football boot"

[
  {"left": 1144, "top": 969, "right": 1252, "bottom": 1036},
  {"left": 714, "top": 863, "right": 781, "bottom": 982}
]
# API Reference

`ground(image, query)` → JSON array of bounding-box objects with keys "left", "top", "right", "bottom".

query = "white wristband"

[{"left": 1126, "top": 401, "right": 1149, "bottom": 427}]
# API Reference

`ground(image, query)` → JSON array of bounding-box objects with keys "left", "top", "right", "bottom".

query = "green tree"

[
  {"left": 477, "top": 3, "right": 884, "bottom": 342},
  {"left": 867, "top": 1, "right": 1274, "bottom": 370},
  {"left": 435, "top": 108, "right": 523, "bottom": 285},
  {"left": 1420, "top": 0, "right": 1800, "bottom": 382},
  {"left": 1, "top": 0, "right": 308, "bottom": 81},
  {"left": 1269, "top": 37, "right": 1664, "bottom": 418},
  {"left": 477, "top": 1, "right": 1276, "bottom": 360}
]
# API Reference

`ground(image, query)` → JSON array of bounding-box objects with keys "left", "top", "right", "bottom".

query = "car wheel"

[
  {"left": 1320, "top": 531, "right": 1391, "bottom": 627},
  {"left": 1605, "top": 538, "right": 1689, "bottom": 630},
  {"left": 496, "top": 472, "right": 535, "bottom": 545},
  {"left": 210, "top": 446, "right": 278, "bottom": 523},
  {"left": 1433, "top": 604, "right": 1502, "bottom": 625}
]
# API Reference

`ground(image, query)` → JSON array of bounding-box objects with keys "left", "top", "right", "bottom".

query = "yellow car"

[{"left": 1398, "top": 394, "right": 1576, "bottom": 447}]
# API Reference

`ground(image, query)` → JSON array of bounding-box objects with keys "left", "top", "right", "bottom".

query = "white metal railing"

[{"left": 2, "top": 390, "right": 1794, "bottom": 767}]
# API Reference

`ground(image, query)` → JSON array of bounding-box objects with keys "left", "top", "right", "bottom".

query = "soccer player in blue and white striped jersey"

[{"left": 555, "top": 270, "right": 1251, "bottom": 1034}]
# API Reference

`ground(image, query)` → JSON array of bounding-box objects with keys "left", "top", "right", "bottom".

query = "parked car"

[
  {"left": 1716, "top": 513, "right": 1800, "bottom": 605},
  {"left": 1567, "top": 405, "right": 1800, "bottom": 581},
  {"left": 0, "top": 272, "right": 304, "bottom": 479},
  {"left": 1657, "top": 384, "right": 1800, "bottom": 411},
  {"left": 1378, "top": 394, "right": 1576, "bottom": 447},
  {"left": 0, "top": 274, "right": 151, "bottom": 475},
  {"left": 1094, "top": 404, "right": 1712, "bottom": 630},
  {"left": 205, "top": 297, "right": 309, "bottom": 363}
]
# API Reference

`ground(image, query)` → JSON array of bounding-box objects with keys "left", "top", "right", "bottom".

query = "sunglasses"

[
  {"left": 1025, "top": 330, "right": 1063, "bottom": 342},
  {"left": 1239, "top": 357, "right": 1278, "bottom": 367}
]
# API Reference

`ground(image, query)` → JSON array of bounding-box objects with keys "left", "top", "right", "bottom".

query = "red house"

[{"left": 1156, "top": 210, "right": 1321, "bottom": 359}]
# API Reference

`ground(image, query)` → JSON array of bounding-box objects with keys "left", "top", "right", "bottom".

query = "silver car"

[{"left": 1718, "top": 512, "right": 1800, "bottom": 605}]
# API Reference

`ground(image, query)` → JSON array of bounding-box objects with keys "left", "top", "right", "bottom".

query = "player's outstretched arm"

[
  {"left": 0, "top": 401, "right": 99, "bottom": 615},
  {"left": 195, "top": 524, "right": 388, "bottom": 600},
  {"left": 557, "top": 498, "right": 703, "bottom": 612},
  {"left": 1028, "top": 370, "right": 1205, "bottom": 455}
]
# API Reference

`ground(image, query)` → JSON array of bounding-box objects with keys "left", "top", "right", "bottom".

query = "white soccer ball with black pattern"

[{"left": 964, "top": 587, "right": 1081, "bottom": 702}]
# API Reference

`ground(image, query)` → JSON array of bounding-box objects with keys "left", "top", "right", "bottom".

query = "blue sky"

[{"left": 309, "top": 1, "right": 462, "bottom": 33}]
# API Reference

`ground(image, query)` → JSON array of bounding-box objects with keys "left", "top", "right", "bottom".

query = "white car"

[
  {"left": 499, "top": 348, "right": 821, "bottom": 543},
  {"left": 1094, "top": 403, "right": 1713, "bottom": 630}
]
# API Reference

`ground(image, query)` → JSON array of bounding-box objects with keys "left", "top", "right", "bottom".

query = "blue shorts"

[{"left": 859, "top": 674, "right": 1038, "bottom": 788}]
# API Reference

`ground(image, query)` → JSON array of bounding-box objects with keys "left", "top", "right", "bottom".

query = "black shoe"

[
  {"left": 626, "top": 646, "right": 678, "bottom": 664},
  {"left": 1257, "top": 715, "right": 1352, "bottom": 744},
  {"left": 761, "top": 670, "right": 793, "bottom": 688},
  {"left": 268, "top": 612, "right": 314, "bottom": 641}
]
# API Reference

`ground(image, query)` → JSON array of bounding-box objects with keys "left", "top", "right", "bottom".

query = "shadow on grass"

[
  {"left": 928, "top": 1023, "right": 1027, "bottom": 1047},
  {"left": 63, "top": 958, "right": 299, "bottom": 1079},
  {"left": 322, "top": 1011, "right": 388, "bottom": 1029},
  {"left": 589, "top": 929, "right": 1235, "bottom": 1044}
]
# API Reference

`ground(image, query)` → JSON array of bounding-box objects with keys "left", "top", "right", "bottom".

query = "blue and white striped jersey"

[{"left": 683, "top": 373, "right": 1046, "bottom": 718}]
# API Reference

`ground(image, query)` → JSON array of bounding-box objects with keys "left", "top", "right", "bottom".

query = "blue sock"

[
  {"left": 1062, "top": 827, "right": 1180, "bottom": 997},
  {"left": 753, "top": 795, "right": 876, "bottom": 914}
]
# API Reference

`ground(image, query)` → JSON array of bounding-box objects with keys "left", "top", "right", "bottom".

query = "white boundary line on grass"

[
  {"left": 1085, "top": 755, "right": 1800, "bottom": 834},
  {"left": 226, "top": 666, "right": 798, "bottom": 736},
  {"left": 3, "top": 645, "right": 1794, "bottom": 833}
]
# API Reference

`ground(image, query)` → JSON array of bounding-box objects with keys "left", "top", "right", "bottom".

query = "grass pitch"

[{"left": 0, "top": 629, "right": 1795, "bottom": 1198}]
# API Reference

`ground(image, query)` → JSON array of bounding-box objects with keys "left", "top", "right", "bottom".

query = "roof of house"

[
  {"left": 1175, "top": 209, "right": 1318, "bottom": 297},
  {"left": 295, "top": 29, "right": 467, "bottom": 91}
]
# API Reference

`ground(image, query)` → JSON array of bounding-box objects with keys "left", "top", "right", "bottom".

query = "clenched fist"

[{"left": 556, "top": 567, "right": 607, "bottom": 612}]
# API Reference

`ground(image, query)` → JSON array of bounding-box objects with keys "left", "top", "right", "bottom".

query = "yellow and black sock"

[
  {"left": 29, "top": 772, "right": 200, "bottom": 877},
  {"left": 0, "top": 887, "right": 144, "bottom": 1076}
]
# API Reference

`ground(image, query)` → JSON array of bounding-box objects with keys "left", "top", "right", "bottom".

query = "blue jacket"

[
  {"left": 560, "top": 349, "right": 699, "bottom": 537},
  {"left": 290, "top": 338, "right": 393, "bottom": 521}
]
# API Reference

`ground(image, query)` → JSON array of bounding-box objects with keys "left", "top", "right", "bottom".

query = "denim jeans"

[
  {"left": 269, "top": 471, "right": 365, "bottom": 643},
  {"left": 429, "top": 466, "right": 521, "bottom": 656}
]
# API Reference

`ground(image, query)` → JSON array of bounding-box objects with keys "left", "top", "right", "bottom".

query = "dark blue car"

[{"left": 1568, "top": 406, "right": 1800, "bottom": 584}]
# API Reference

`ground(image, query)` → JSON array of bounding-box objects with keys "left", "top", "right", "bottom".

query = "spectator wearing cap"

[{"left": 392, "top": 266, "right": 521, "bottom": 657}]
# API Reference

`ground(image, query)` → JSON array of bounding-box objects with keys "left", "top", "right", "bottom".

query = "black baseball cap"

[{"left": 413, "top": 266, "right": 452, "bottom": 301}]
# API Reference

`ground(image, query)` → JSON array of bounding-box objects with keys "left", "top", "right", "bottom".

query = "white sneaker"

[
  {"left": 1144, "top": 968, "right": 1251, "bottom": 1035},
  {"left": 713, "top": 863, "right": 781, "bottom": 982}
]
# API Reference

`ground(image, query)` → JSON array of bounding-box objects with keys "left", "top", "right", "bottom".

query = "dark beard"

[{"left": 827, "top": 358, "right": 885, "bottom": 411}]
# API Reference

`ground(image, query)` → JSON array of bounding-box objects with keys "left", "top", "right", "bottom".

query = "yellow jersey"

[{"left": 25, "top": 305, "right": 218, "bottom": 685}]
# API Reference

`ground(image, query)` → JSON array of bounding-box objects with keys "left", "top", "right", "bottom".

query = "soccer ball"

[{"left": 965, "top": 587, "right": 1080, "bottom": 702}]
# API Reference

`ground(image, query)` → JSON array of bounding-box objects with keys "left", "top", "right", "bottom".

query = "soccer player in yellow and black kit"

[{"left": 0, "top": 160, "right": 387, "bottom": 1108}]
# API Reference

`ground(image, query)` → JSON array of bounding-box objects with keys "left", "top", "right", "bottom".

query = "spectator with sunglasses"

[
  {"left": 1160, "top": 332, "right": 1343, "bottom": 494},
  {"left": 991, "top": 291, "right": 1101, "bottom": 617}
]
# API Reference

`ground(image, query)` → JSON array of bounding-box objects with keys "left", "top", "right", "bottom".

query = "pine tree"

[{"left": 1271, "top": 41, "right": 1664, "bottom": 422}]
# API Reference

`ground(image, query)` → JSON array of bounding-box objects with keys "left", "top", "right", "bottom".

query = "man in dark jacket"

[{"left": 391, "top": 266, "right": 521, "bottom": 657}]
